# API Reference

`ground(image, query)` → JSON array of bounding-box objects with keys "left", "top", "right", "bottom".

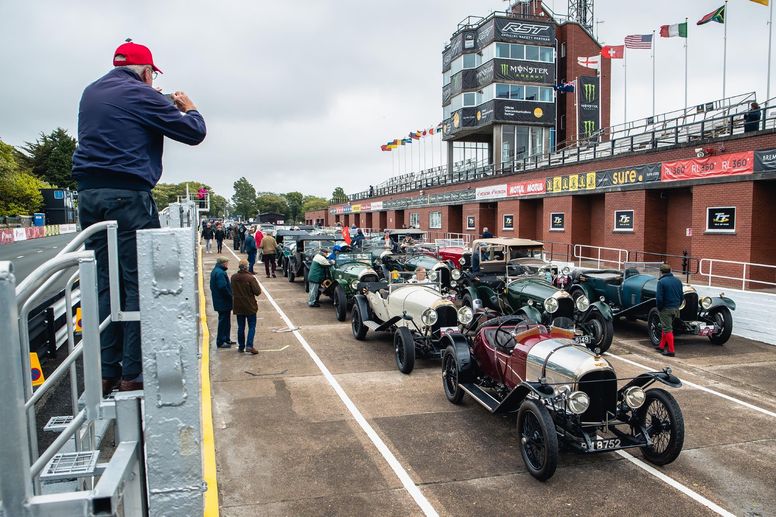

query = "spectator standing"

[
  {"left": 231, "top": 259, "right": 261, "bottom": 354},
  {"left": 239, "top": 223, "right": 247, "bottom": 253},
  {"left": 202, "top": 222, "right": 214, "bottom": 253},
  {"left": 307, "top": 250, "right": 332, "bottom": 307},
  {"left": 209, "top": 257, "right": 235, "bottom": 348},
  {"left": 244, "top": 228, "right": 258, "bottom": 273},
  {"left": 214, "top": 223, "right": 225, "bottom": 254},
  {"left": 71, "top": 40, "right": 206, "bottom": 394},
  {"left": 655, "top": 263, "right": 683, "bottom": 357},
  {"left": 744, "top": 102, "right": 761, "bottom": 133},
  {"left": 260, "top": 232, "right": 279, "bottom": 278},
  {"left": 481, "top": 227, "right": 494, "bottom": 238},
  {"left": 232, "top": 224, "right": 241, "bottom": 250},
  {"left": 351, "top": 229, "right": 365, "bottom": 248}
]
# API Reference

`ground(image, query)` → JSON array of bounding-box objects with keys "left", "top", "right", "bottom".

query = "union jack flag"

[{"left": 624, "top": 34, "right": 653, "bottom": 49}]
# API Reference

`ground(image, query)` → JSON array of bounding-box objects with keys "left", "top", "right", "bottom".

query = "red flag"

[
  {"left": 601, "top": 45, "right": 624, "bottom": 59},
  {"left": 429, "top": 127, "right": 435, "bottom": 135},
  {"left": 342, "top": 226, "right": 351, "bottom": 245},
  {"left": 422, "top": 129, "right": 427, "bottom": 136}
]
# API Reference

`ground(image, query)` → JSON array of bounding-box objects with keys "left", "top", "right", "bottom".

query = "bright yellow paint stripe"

[{"left": 199, "top": 245, "right": 220, "bottom": 516}]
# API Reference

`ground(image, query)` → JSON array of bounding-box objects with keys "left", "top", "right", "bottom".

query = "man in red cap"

[{"left": 72, "top": 40, "right": 207, "bottom": 394}]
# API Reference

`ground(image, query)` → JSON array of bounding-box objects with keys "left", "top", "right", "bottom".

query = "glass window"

[
  {"left": 443, "top": 70, "right": 451, "bottom": 86},
  {"left": 482, "top": 84, "right": 495, "bottom": 103},
  {"left": 463, "top": 92, "right": 477, "bottom": 106},
  {"left": 540, "top": 87, "right": 553, "bottom": 102},
  {"left": 510, "top": 44, "right": 525, "bottom": 60},
  {"left": 531, "top": 126, "right": 545, "bottom": 156},
  {"left": 451, "top": 56, "right": 463, "bottom": 75},
  {"left": 516, "top": 126, "right": 529, "bottom": 159},
  {"left": 481, "top": 42, "right": 495, "bottom": 62},
  {"left": 525, "top": 45, "right": 540, "bottom": 61},
  {"left": 409, "top": 213, "right": 420, "bottom": 227},
  {"left": 496, "top": 84, "right": 510, "bottom": 99},
  {"left": 524, "top": 86, "right": 539, "bottom": 101},
  {"left": 510, "top": 85, "right": 524, "bottom": 100},
  {"left": 540, "top": 47, "right": 554, "bottom": 63},
  {"left": 463, "top": 53, "right": 478, "bottom": 69},
  {"left": 496, "top": 43, "right": 510, "bottom": 58},
  {"left": 429, "top": 212, "right": 442, "bottom": 229},
  {"left": 502, "top": 125, "right": 515, "bottom": 165}
]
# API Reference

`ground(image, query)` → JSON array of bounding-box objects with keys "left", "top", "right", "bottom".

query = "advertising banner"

[
  {"left": 476, "top": 184, "right": 508, "bottom": 200},
  {"left": 494, "top": 59, "right": 555, "bottom": 84},
  {"left": 755, "top": 148, "right": 776, "bottom": 173},
  {"left": 0, "top": 229, "right": 14, "bottom": 245},
  {"left": 477, "top": 19, "right": 496, "bottom": 48},
  {"left": 614, "top": 210, "right": 635, "bottom": 231},
  {"left": 475, "top": 60, "right": 495, "bottom": 87},
  {"left": 507, "top": 179, "right": 546, "bottom": 197},
  {"left": 706, "top": 206, "right": 736, "bottom": 232},
  {"left": 25, "top": 227, "right": 45, "bottom": 239},
  {"left": 577, "top": 76, "right": 600, "bottom": 140},
  {"left": 60, "top": 223, "right": 77, "bottom": 234},
  {"left": 449, "top": 33, "right": 464, "bottom": 60},
  {"left": 442, "top": 84, "right": 452, "bottom": 106},
  {"left": 13, "top": 228, "right": 26, "bottom": 241},
  {"left": 495, "top": 18, "right": 555, "bottom": 44},
  {"left": 442, "top": 49, "right": 452, "bottom": 72},
  {"left": 474, "top": 102, "right": 495, "bottom": 126},
  {"left": 596, "top": 163, "right": 661, "bottom": 188},
  {"left": 661, "top": 151, "right": 754, "bottom": 182},
  {"left": 494, "top": 99, "right": 555, "bottom": 124},
  {"left": 429, "top": 189, "right": 476, "bottom": 204},
  {"left": 370, "top": 201, "right": 383, "bottom": 211},
  {"left": 545, "top": 172, "right": 598, "bottom": 193}
]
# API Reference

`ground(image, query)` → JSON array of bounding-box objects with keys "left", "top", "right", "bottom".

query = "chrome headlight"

[
  {"left": 623, "top": 386, "right": 646, "bottom": 409},
  {"left": 421, "top": 308, "right": 438, "bottom": 327},
  {"left": 450, "top": 280, "right": 458, "bottom": 287},
  {"left": 428, "top": 270, "right": 439, "bottom": 282},
  {"left": 562, "top": 266, "right": 570, "bottom": 275},
  {"left": 567, "top": 391, "right": 590, "bottom": 415},
  {"left": 544, "top": 297, "right": 559, "bottom": 314},
  {"left": 457, "top": 306, "right": 474, "bottom": 325},
  {"left": 451, "top": 269, "right": 462, "bottom": 280},
  {"left": 575, "top": 294, "right": 590, "bottom": 312},
  {"left": 351, "top": 280, "right": 359, "bottom": 290},
  {"left": 700, "top": 296, "right": 713, "bottom": 310},
  {"left": 458, "top": 257, "right": 466, "bottom": 265}
]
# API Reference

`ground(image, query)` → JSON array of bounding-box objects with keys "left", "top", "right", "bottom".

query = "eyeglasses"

[{"left": 147, "top": 68, "right": 158, "bottom": 80}]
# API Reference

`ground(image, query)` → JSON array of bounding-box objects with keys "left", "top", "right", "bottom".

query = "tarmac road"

[
  {"left": 208, "top": 243, "right": 776, "bottom": 517},
  {"left": 0, "top": 233, "right": 79, "bottom": 287}
]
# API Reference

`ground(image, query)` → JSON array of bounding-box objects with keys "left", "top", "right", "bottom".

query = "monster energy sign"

[
  {"left": 494, "top": 58, "right": 554, "bottom": 84},
  {"left": 577, "top": 76, "right": 600, "bottom": 141}
]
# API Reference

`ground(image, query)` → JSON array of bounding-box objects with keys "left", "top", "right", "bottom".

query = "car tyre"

[
  {"left": 647, "top": 308, "right": 662, "bottom": 347},
  {"left": 442, "top": 346, "right": 465, "bottom": 404},
  {"left": 636, "top": 388, "right": 685, "bottom": 465},
  {"left": 287, "top": 263, "right": 295, "bottom": 283},
  {"left": 394, "top": 327, "right": 416, "bottom": 374},
  {"left": 586, "top": 309, "right": 613, "bottom": 353},
  {"left": 707, "top": 307, "right": 733, "bottom": 345},
  {"left": 517, "top": 399, "right": 558, "bottom": 481},
  {"left": 334, "top": 284, "right": 347, "bottom": 322},
  {"left": 351, "top": 303, "right": 368, "bottom": 340}
]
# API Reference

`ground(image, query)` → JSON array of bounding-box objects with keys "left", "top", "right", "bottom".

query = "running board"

[
  {"left": 363, "top": 320, "right": 381, "bottom": 331},
  {"left": 460, "top": 383, "right": 501, "bottom": 413}
]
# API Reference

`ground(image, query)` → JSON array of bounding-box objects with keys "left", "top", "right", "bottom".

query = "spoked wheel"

[
  {"left": 517, "top": 399, "right": 558, "bottom": 481},
  {"left": 287, "top": 264, "right": 295, "bottom": 282},
  {"left": 707, "top": 307, "right": 733, "bottom": 345},
  {"left": 333, "top": 284, "right": 347, "bottom": 322},
  {"left": 442, "top": 346, "right": 464, "bottom": 404},
  {"left": 351, "top": 304, "right": 368, "bottom": 340},
  {"left": 394, "top": 327, "right": 416, "bottom": 374},
  {"left": 636, "top": 388, "right": 685, "bottom": 465},
  {"left": 647, "top": 308, "right": 662, "bottom": 347},
  {"left": 584, "top": 310, "right": 613, "bottom": 353}
]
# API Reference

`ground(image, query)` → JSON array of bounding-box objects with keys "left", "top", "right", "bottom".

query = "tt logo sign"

[
  {"left": 502, "top": 22, "right": 550, "bottom": 36},
  {"left": 713, "top": 212, "right": 730, "bottom": 224},
  {"left": 619, "top": 214, "right": 631, "bottom": 224},
  {"left": 553, "top": 216, "right": 562, "bottom": 224}
]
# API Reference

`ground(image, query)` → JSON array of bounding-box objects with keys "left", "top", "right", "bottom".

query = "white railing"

[
  {"left": 573, "top": 244, "right": 629, "bottom": 269},
  {"left": 445, "top": 232, "right": 473, "bottom": 245},
  {"left": 699, "top": 258, "right": 776, "bottom": 291}
]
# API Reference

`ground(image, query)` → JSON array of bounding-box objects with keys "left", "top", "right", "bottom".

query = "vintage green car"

[
  {"left": 276, "top": 229, "right": 314, "bottom": 274},
  {"left": 327, "top": 250, "right": 380, "bottom": 321},
  {"left": 458, "top": 238, "right": 615, "bottom": 353}
]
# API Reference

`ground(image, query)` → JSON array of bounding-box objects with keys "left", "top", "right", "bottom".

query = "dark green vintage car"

[
  {"left": 328, "top": 251, "right": 380, "bottom": 321},
  {"left": 457, "top": 239, "right": 614, "bottom": 352}
]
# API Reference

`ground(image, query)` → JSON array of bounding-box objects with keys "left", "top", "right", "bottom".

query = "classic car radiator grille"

[
  {"left": 556, "top": 298, "right": 575, "bottom": 320},
  {"left": 439, "top": 268, "right": 450, "bottom": 287},
  {"left": 680, "top": 292, "right": 699, "bottom": 320},
  {"left": 433, "top": 306, "right": 458, "bottom": 333},
  {"left": 578, "top": 370, "right": 617, "bottom": 423}
]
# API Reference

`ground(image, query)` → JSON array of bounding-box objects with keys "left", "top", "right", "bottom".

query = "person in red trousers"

[{"left": 655, "top": 263, "right": 683, "bottom": 357}]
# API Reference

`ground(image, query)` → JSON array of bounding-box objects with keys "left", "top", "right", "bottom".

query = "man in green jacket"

[{"left": 307, "top": 249, "right": 332, "bottom": 307}]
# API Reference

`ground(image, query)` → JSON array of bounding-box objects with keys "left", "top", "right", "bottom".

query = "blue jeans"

[
  {"left": 205, "top": 238, "right": 212, "bottom": 252},
  {"left": 79, "top": 188, "right": 160, "bottom": 380},
  {"left": 247, "top": 252, "right": 256, "bottom": 273},
  {"left": 217, "top": 310, "right": 232, "bottom": 346},
  {"left": 236, "top": 314, "right": 257, "bottom": 350}
]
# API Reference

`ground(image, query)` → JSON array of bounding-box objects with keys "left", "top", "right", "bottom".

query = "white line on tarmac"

[
  {"left": 606, "top": 352, "right": 776, "bottom": 419},
  {"left": 224, "top": 245, "right": 438, "bottom": 517},
  {"left": 16, "top": 256, "right": 24, "bottom": 259}
]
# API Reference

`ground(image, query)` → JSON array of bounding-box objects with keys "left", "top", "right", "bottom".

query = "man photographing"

[{"left": 71, "top": 40, "right": 207, "bottom": 394}]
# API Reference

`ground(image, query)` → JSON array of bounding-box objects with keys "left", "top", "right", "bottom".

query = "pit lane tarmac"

[{"left": 207, "top": 244, "right": 776, "bottom": 517}]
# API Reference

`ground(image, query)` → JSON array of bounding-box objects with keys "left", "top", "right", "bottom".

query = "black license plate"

[
  {"left": 583, "top": 438, "right": 621, "bottom": 451},
  {"left": 574, "top": 334, "right": 592, "bottom": 345}
]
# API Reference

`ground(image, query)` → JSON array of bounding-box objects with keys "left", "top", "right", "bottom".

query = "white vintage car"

[{"left": 351, "top": 272, "right": 474, "bottom": 374}]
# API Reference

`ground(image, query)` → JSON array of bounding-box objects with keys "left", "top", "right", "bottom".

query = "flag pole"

[
  {"left": 722, "top": 0, "right": 728, "bottom": 100},
  {"left": 624, "top": 47, "right": 628, "bottom": 123},
  {"left": 652, "top": 30, "right": 656, "bottom": 119},
  {"left": 767, "top": 0, "right": 774, "bottom": 104},
  {"left": 684, "top": 17, "right": 689, "bottom": 114}
]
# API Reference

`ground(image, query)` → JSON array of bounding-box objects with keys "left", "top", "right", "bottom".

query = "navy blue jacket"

[
  {"left": 72, "top": 68, "right": 207, "bottom": 191},
  {"left": 656, "top": 272, "right": 684, "bottom": 310},
  {"left": 210, "top": 264, "right": 233, "bottom": 312},
  {"left": 244, "top": 234, "right": 257, "bottom": 256}
]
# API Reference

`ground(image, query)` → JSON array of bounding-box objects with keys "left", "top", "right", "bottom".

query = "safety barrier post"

[{"left": 137, "top": 227, "right": 203, "bottom": 516}]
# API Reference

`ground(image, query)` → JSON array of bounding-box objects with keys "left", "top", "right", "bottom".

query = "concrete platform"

[{"left": 205, "top": 244, "right": 776, "bottom": 516}]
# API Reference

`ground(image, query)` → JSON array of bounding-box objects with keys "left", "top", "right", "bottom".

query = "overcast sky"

[{"left": 0, "top": 0, "right": 771, "bottom": 200}]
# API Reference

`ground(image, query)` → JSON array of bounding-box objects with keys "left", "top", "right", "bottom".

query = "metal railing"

[
  {"left": 699, "top": 258, "right": 776, "bottom": 291},
  {"left": 573, "top": 244, "right": 629, "bottom": 269}
]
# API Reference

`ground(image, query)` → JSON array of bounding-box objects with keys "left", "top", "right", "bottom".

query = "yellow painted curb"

[{"left": 199, "top": 245, "right": 220, "bottom": 516}]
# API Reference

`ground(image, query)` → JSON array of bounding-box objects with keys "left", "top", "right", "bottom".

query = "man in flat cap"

[
  {"left": 72, "top": 40, "right": 207, "bottom": 394},
  {"left": 655, "top": 263, "right": 683, "bottom": 357}
]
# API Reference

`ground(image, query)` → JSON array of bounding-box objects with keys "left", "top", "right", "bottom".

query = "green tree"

[
  {"left": 17, "top": 128, "right": 77, "bottom": 188},
  {"left": 151, "top": 181, "right": 228, "bottom": 216},
  {"left": 209, "top": 194, "right": 229, "bottom": 218},
  {"left": 331, "top": 186, "right": 348, "bottom": 204},
  {"left": 256, "top": 193, "right": 289, "bottom": 219},
  {"left": 231, "top": 177, "right": 257, "bottom": 219},
  {"left": 0, "top": 140, "right": 49, "bottom": 215},
  {"left": 283, "top": 191, "right": 304, "bottom": 223},
  {"left": 302, "top": 195, "right": 329, "bottom": 213}
]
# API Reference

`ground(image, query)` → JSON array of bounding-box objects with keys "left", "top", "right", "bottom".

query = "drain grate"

[
  {"left": 43, "top": 416, "right": 74, "bottom": 433},
  {"left": 40, "top": 451, "right": 99, "bottom": 481}
]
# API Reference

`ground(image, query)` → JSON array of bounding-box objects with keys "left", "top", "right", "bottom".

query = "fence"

[
  {"left": 573, "top": 244, "right": 629, "bottom": 269},
  {"left": 699, "top": 258, "right": 776, "bottom": 291}
]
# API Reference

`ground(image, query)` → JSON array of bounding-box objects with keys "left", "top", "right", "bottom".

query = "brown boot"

[
  {"left": 102, "top": 378, "right": 120, "bottom": 397},
  {"left": 119, "top": 379, "right": 144, "bottom": 392}
]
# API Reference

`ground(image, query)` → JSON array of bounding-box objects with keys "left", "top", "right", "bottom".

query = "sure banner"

[
  {"left": 596, "top": 163, "right": 661, "bottom": 188},
  {"left": 661, "top": 151, "right": 754, "bottom": 182}
]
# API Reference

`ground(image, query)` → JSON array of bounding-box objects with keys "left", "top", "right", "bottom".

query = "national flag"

[
  {"left": 660, "top": 22, "right": 688, "bottom": 38},
  {"left": 402, "top": 137, "right": 412, "bottom": 144},
  {"left": 429, "top": 127, "right": 435, "bottom": 135},
  {"left": 422, "top": 129, "right": 427, "bottom": 136},
  {"left": 410, "top": 132, "right": 420, "bottom": 140},
  {"left": 749, "top": 0, "right": 768, "bottom": 6},
  {"left": 436, "top": 123, "right": 443, "bottom": 131},
  {"left": 601, "top": 45, "right": 624, "bottom": 59},
  {"left": 577, "top": 55, "right": 600, "bottom": 70},
  {"left": 624, "top": 34, "right": 653, "bottom": 49},
  {"left": 380, "top": 144, "right": 389, "bottom": 151},
  {"left": 697, "top": 5, "right": 725, "bottom": 25},
  {"left": 342, "top": 226, "right": 351, "bottom": 245}
]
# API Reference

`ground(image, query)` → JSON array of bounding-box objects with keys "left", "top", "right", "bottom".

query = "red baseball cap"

[{"left": 113, "top": 40, "right": 162, "bottom": 73}]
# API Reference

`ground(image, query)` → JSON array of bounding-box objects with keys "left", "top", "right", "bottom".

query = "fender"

[
  {"left": 620, "top": 369, "right": 682, "bottom": 392},
  {"left": 708, "top": 296, "right": 736, "bottom": 311},
  {"left": 569, "top": 283, "right": 593, "bottom": 301},
  {"left": 464, "top": 286, "right": 482, "bottom": 309},
  {"left": 441, "top": 333, "right": 475, "bottom": 383},
  {"left": 493, "top": 381, "right": 555, "bottom": 414},
  {"left": 579, "top": 301, "right": 613, "bottom": 321},
  {"left": 516, "top": 305, "right": 543, "bottom": 324},
  {"left": 353, "top": 294, "right": 371, "bottom": 322}
]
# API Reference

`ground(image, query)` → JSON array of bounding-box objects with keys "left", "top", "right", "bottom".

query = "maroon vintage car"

[{"left": 441, "top": 315, "right": 685, "bottom": 480}]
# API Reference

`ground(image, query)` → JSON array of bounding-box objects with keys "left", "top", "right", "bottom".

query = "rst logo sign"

[
  {"left": 498, "top": 20, "right": 553, "bottom": 42},
  {"left": 502, "top": 22, "right": 550, "bottom": 36},
  {"left": 706, "top": 206, "right": 736, "bottom": 233}
]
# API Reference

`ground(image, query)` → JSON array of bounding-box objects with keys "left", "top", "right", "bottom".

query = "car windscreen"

[{"left": 335, "top": 253, "right": 372, "bottom": 266}]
